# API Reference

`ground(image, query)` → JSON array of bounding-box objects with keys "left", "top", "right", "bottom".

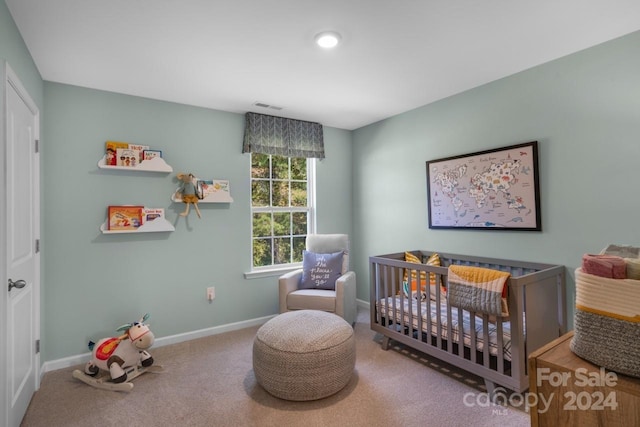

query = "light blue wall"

[
  {"left": 42, "top": 83, "right": 353, "bottom": 361},
  {"left": 351, "top": 31, "right": 640, "bottom": 326}
]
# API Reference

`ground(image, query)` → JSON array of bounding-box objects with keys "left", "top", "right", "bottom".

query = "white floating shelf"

[
  {"left": 100, "top": 218, "right": 175, "bottom": 234},
  {"left": 97, "top": 156, "right": 173, "bottom": 172}
]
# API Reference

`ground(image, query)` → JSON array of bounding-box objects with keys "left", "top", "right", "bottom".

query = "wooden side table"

[{"left": 528, "top": 331, "right": 640, "bottom": 427}]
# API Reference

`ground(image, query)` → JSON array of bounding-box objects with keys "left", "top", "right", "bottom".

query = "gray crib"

[{"left": 370, "top": 251, "right": 566, "bottom": 393}]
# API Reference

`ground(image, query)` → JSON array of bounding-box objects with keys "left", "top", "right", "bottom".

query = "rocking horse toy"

[{"left": 72, "top": 313, "right": 163, "bottom": 391}]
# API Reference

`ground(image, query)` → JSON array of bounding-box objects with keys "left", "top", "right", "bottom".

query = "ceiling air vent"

[{"left": 253, "top": 102, "right": 283, "bottom": 111}]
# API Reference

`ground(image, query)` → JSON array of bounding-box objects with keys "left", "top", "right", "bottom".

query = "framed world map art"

[{"left": 426, "top": 141, "right": 541, "bottom": 231}]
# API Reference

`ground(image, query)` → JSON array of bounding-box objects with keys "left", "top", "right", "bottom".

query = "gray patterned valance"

[{"left": 242, "top": 112, "right": 325, "bottom": 159}]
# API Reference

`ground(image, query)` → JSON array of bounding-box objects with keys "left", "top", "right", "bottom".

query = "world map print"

[{"left": 427, "top": 142, "right": 540, "bottom": 230}]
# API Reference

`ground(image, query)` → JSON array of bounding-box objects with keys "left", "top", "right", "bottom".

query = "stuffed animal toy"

[
  {"left": 73, "top": 313, "right": 159, "bottom": 391},
  {"left": 176, "top": 172, "right": 201, "bottom": 218}
]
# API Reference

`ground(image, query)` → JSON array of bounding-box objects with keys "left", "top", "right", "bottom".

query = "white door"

[{"left": 1, "top": 62, "right": 40, "bottom": 427}]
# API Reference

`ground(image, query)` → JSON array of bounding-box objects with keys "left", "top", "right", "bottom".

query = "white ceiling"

[{"left": 6, "top": 0, "right": 640, "bottom": 130}]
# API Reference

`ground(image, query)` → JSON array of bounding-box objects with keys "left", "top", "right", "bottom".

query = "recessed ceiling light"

[{"left": 315, "top": 31, "right": 341, "bottom": 49}]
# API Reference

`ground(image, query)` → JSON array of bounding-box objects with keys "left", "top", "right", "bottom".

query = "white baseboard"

[
  {"left": 357, "top": 298, "right": 370, "bottom": 310},
  {"left": 40, "top": 313, "right": 277, "bottom": 376},
  {"left": 41, "top": 300, "right": 371, "bottom": 377}
]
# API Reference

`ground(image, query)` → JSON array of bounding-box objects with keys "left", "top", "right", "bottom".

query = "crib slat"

[
  {"left": 387, "top": 265, "right": 397, "bottom": 332},
  {"left": 397, "top": 268, "right": 404, "bottom": 334},
  {"left": 497, "top": 320, "right": 504, "bottom": 374},
  {"left": 426, "top": 275, "right": 438, "bottom": 344},
  {"left": 456, "top": 306, "right": 464, "bottom": 357},
  {"left": 482, "top": 316, "right": 490, "bottom": 368},
  {"left": 469, "top": 314, "right": 477, "bottom": 364},
  {"left": 373, "top": 262, "right": 382, "bottom": 326},
  {"left": 416, "top": 286, "right": 424, "bottom": 341},
  {"left": 410, "top": 270, "right": 420, "bottom": 336},
  {"left": 445, "top": 303, "right": 452, "bottom": 355},
  {"left": 381, "top": 264, "right": 388, "bottom": 326}
]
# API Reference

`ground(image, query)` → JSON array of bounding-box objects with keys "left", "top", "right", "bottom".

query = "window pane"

[
  {"left": 291, "top": 158, "right": 307, "bottom": 180},
  {"left": 251, "top": 181, "right": 270, "bottom": 207},
  {"left": 252, "top": 213, "right": 272, "bottom": 237},
  {"left": 293, "top": 237, "right": 305, "bottom": 263},
  {"left": 272, "top": 181, "right": 289, "bottom": 207},
  {"left": 273, "top": 212, "right": 291, "bottom": 236},
  {"left": 251, "top": 153, "right": 270, "bottom": 178},
  {"left": 274, "top": 238, "right": 291, "bottom": 265},
  {"left": 290, "top": 181, "right": 307, "bottom": 207},
  {"left": 272, "top": 156, "right": 289, "bottom": 180},
  {"left": 253, "top": 238, "right": 272, "bottom": 267},
  {"left": 292, "top": 212, "right": 307, "bottom": 235},
  {"left": 251, "top": 153, "right": 312, "bottom": 269}
]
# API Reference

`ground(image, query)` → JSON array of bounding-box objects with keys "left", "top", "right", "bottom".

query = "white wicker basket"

[{"left": 570, "top": 268, "right": 640, "bottom": 378}]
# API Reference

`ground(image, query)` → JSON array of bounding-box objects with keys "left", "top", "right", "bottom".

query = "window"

[{"left": 251, "top": 153, "right": 315, "bottom": 269}]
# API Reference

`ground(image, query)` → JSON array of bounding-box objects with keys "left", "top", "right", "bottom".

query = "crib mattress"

[{"left": 376, "top": 296, "right": 515, "bottom": 361}]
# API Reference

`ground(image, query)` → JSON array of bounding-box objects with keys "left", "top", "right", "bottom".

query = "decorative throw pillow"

[
  {"left": 300, "top": 250, "right": 344, "bottom": 290},
  {"left": 402, "top": 252, "right": 445, "bottom": 301},
  {"left": 403, "top": 252, "right": 426, "bottom": 284},
  {"left": 426, "top": 253, "right": 447, "bottom": 300}
]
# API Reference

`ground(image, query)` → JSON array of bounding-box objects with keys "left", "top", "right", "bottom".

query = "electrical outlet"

[{"left": 207, "top": 287, "right": 215, "bottom": 301}]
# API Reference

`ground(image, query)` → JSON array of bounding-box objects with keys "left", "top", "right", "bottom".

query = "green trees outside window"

[{"left": 251, "top": 153, "right": 312, "bottom": 268}]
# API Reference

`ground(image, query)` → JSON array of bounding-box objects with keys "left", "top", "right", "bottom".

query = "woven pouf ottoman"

[{"left": 252, "top": 310, "right": 355, "bottom": 401}]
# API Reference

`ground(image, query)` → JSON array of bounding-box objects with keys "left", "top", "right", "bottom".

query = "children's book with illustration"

[
  {"left": 143, "top": 150, "right": 162, "bottom": 160},
  {"left": 128, "top": 144, "right": 150, "bottom": 162},
  {"left": 107, "top": 206, "right": 144, "bottom": 230},
  {"left": 105, "top": 141, "right": 129, "bottom": 165},
  {"left": 116, "top": 148, "right": 141, "bottom": 167},
  {"left": 142, "top": 208, "right": 165, "bottom": 223}
]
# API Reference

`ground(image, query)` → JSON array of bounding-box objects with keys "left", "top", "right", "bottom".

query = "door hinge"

[
  {"left": 35, "top": 239, "right": 40, "bottom": 253},
  {"left": 35, "top": 139, "right": 39, "bottom": 153},
  {"left": 35, "top": 339, "right": 40, "bottom": 354}
]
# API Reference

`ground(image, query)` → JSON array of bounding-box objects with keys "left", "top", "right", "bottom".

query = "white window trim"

[
  {"left": 243, "top": 263, "right": 302, "bottom": 279},
  {"left": 247, "top": 156, "right": 316, "bottom": 274}
]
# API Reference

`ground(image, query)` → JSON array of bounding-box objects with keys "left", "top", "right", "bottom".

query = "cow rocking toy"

[{"left": 72, "top": 313, "right": 163, "bottom": 391}]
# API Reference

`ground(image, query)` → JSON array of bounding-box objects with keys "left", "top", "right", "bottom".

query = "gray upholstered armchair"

[{"left": 279, "top": 234, "right": 357, "bottom": 325}]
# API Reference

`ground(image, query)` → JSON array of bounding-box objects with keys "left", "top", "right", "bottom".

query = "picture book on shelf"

[
  {"left": 108, "top": 206, "right": 144, "bottom": 230},
  {"left": 211, "top": 180, "right": 229, "bottom": 193},
  {"left": 128, "top": 144, "right": 150, "bottom": 162},
  {"left": 196, "top": 179, "right": 213, "bottom": 199},
  {"left": 105, "top": 141, "right": 129, "bottom": 165},
  {"left": 143, "top": 149, "right": 162, "bottom": 161},
  {"left": 116, "top": 148, "right": 141, "bottom": 167},
  {"left": 142, "top": 208, "right": 165, "bottom": 223}
]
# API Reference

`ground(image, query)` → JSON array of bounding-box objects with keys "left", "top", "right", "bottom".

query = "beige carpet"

[{"left": 21, "top": 308, "right": 528, "bottom": 427}]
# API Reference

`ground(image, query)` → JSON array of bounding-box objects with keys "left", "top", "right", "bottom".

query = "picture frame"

[{"left": 426, "top": 141, "right": 541, "bottom": 231}]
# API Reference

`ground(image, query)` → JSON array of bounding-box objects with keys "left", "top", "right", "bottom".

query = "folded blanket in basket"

[
  {"left": 581, "top": 254, "right": 626, "bottom": 279},
  {"left": 627, "top": 258, "right": 640, "bottom": 280},
  {"left": 447, "top": 265, "right": 510, "bottom": 317}
]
